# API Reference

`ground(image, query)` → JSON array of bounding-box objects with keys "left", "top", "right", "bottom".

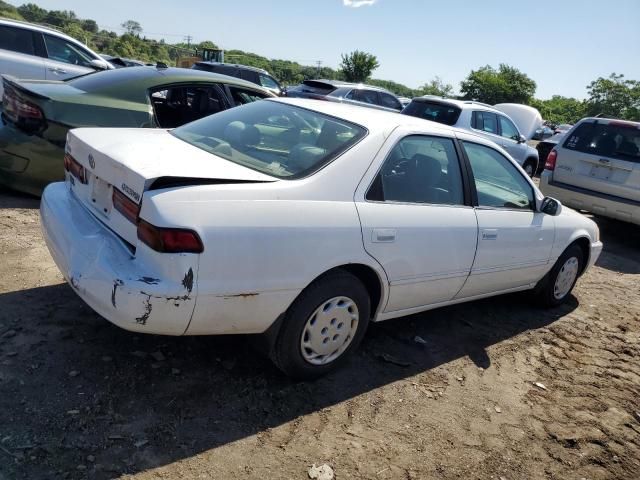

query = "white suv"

[
  {"left": 540, "top": 117, "right": 640, "bottom": 226},
  {"left": 0, "top": 19, "right": 112, "bottom": 97},
  {"left": 402, "top": 97, "right": 540, "bottom": 176}
]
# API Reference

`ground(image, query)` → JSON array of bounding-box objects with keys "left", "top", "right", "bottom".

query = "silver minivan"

[
  {"left": 540, "top": 117, "right": 640, "bottom": 225},
  {"left": 0, "top": 19, "right": 112, "bottom": 97}
]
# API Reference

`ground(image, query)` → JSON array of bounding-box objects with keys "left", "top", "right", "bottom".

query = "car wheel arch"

[{"left": 569, "top": 237, "right": 591, "bottom": 276}]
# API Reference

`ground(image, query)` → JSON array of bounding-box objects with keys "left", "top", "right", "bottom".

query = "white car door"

[
  {"left": 42, "top": 33, "right": 95, "bottom": 80},
  {"left": 0, "top": 25, "right": 46, "bottom": 96},
  {"left": 455, "top": 139, "right": 554, "bottom": 298},
  {"left": 355, "top": 131, "right": 478, "bottom": 313},
  {"left": 497, "top": 114, "right": 528, "bottom": 165}
]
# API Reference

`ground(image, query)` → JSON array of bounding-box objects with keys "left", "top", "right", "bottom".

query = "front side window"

[
  {"left": 0, "top": 26, "right": 35, "bottom": 55},
  {"left": 366, "top": 135, "right": 464, "bottom": 205},
  {"left": 172, "top": 100, "right": 367, "bottom": 179},
  {"left": 564, "top": 122, "right": 640, "bottom": 163},
  {"left": 379, "top": 92, "right": 402, "bottom": 110},
  {"left": 43, "top": 34, "right": 94, "bottom": 67},
  {"left": 472, "top": 111, "right": 498, "bottom": 135},
  {"left": 463, "top": 141, "right": 534, "bottom": 210},
  {"left": 259, "top": 74, "right": 279, "bottom": 90},
  {"left": 498, "top": 115, "right": 520, "bottom": 141}
]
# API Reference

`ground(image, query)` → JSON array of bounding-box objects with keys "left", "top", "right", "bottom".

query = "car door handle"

[
  {"left": 372, "top": 228, "right": 396, "bottom": 243},
  {"left": 481, "top": 229, "right": 498, "bottom": 240},
  {"left": 48, "top": 67, "right": 68, "bottom": 74}
]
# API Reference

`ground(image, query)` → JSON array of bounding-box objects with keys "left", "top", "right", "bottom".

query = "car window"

[
  {"left": 379, "top": 92, "right": 402, "bottom": 110},
  {"left": 463, "top": 141, "right": 534, "bottom": 210},
  {"left": 366, "top": 135, "right": 464, "bottom": 206},
  {"left": 344, "top": 89, "right": 355, "bottom": 100},
  {"left": 355, "top": 89, "right": 379, "bottom": 105},
  {"left": 259, "top": 74, "right": 279, "bottom": 90},
  {"left": 564, "top": 122, "right": 640, "bottom": 163},
  {"left": 472, "top": 111, "right": 498, "bottom": 135},
  {"left": 402, "top": 101, "right": 462, "bottom": 126},
  {"left": 0, "top": 25, "right": 35, "bottom": 55},
  {"left": 171, "top": 100, "right": 367, "bottom": 179},
  {"left": 151, "top": 84, "right": 226, "bottom": 128},
  {"left": 498, "top": 115, "right": 520, "bottom": 141},
  {"left": 43, "top": 34, "right": 94, "bottom": 67},
  {"left": 228, "top": 86, "right": 270, "bottom": 105},
  {"left": 239, "top": 70, "right": 256, "bottom": 82}
]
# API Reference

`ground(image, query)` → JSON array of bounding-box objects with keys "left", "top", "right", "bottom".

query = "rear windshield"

[
  {"left": 402, "top": 100, "right": 461, "bottom": 126},
  {"left": 171, "top": 100, "right": 367, "bottom": 179},
  {"left": 564, "top": 121, "right": 640, "bottom": 163}
]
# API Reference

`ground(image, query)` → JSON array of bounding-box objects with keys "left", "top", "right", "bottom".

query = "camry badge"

[{"left": 88, "top": 154, "right": 95, "bottom": 169}]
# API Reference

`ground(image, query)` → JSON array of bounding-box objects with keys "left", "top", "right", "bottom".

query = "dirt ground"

[{"left": 0, "top": 185, "right": 638, "bottom": 480}]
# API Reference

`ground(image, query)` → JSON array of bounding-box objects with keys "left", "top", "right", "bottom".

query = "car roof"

[
  {"left": 0, "top": 18, "right": 77, "bottom": 39},
  {"left": 195, "top": 61, "right": 270, "bottom": 75},
  {"left": 305, "top": 79, "right": 394, "bottom": 94},
  {"left": 575, "top": 117, "right": 640, "bottom": 127}
]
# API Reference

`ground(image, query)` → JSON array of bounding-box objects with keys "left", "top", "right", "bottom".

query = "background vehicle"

[
  {"left": 494, "top": 103, "right": 543, "bottom": 140},
  {"left": 0, "top": 66, "right": 274, "bottom": 195},
  {"left": 540, "top": 117, "right": 640, "bottom": 225},
  {"left": 554, "top": 123, "right": 573, "bottom": 134},
  {"left": 100, "top": 54, "right": 149, "bottom": 68},
  {"left": 533, "top": 125, "right": 555, "bottom": 140},
  {"left": 402, "top": 96, "right": 539, "bottom": 176},
  {"left": 398, "top": 96, "right": 411, "bottom": 107},
  {"left": 0, "top": 18, "right": 112, "bottom": 98},
  {"left": 40, "top": 98, "right": 601, "bottom": 378},
  {"left": 535, "top": 131, "right": 567, "bottom": 174},
  {"left": 284, "top": 79, "right": 403, "bottom": 112},
  {"left": 192, "top": 61, "right": 283, "bottom": 96}
]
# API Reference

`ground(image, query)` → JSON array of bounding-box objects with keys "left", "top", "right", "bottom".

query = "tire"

[
  {"left": 523, "top": 158, "right": 537, "bottom": 178},
  {"left": 271, "top": 270, "right": 370, "bottom": 379},
  {"left": 536, "top": 245, "right": 584, "bottom": 308}
]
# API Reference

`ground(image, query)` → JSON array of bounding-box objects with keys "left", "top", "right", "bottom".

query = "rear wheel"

[
  {"left": 523, "top": 158, "right": 537, "bottom": 177},
  {"left": 536, "top": 245, "right": 584, "bottom": 307},
  {"left": 272, "top": 270, "right": 370, "bottom": 379}
]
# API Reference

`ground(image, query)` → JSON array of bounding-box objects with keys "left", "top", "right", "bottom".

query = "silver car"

[
  {"left": 0, "top": 19, "right": 112, "bottom": 97},
  {"left": 284, "top": 79, "right": 403, "bottom": 112},
  {"left": 540, "top": 117, "right": 640, "bottom": 225},
  {"left": 402, "top": 96, "right": 540, "bottom": 177}
]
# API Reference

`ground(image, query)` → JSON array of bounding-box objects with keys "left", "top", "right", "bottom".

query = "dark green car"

[{"left": 0, "top": 66, "right": 275, "bottom": 195}]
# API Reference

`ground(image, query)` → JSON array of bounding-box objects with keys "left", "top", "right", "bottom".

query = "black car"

[{"left": 192, "top": 61, "right": 282, "bottom": 96}]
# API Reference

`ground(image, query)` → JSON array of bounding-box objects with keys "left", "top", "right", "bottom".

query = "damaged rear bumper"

[{"left": 40, "top": 182, "right": 197, "bottom": 335}]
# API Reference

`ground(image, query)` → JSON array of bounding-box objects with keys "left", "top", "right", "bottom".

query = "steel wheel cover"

[
  {"left": 554, "top": 256, "right": 579, "bottom": 300},
  {"left": 300, "top": 296, "right": 359, "bottom": 365}
]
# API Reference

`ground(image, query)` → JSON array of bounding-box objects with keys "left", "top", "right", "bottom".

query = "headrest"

[
  {"left": 224, "top": 121, "right": 260, "bottom": 149},
  {"left": 412, "top": 154, "right": 442, "bottom": 187}
]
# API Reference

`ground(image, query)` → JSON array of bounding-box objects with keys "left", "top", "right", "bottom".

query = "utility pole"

[
  {"left": 316, "top": 60, "right": 322, "bottom": 76},
  {"left": 184, "top": 35, "right": 192, "bottom": 47}
]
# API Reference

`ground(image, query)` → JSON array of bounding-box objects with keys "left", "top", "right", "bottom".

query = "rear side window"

[
  {"left": 0, "top": 26, "right": 35, "bottom": 55},
  {"left": 472, "top": 111, "right": 498, "bottom": 134},
  {"left": 354, "top": 89, "right": 379, "bottom": 105},
  {"left": 564, "top": 122, "right": 640, "bottom": 163},
  {"left": 402, "top": 101, "right": 461, "bottom": 126}
]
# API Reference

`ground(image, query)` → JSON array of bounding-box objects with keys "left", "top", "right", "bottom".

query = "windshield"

[
  {"left": 402, "top": 100, "right": 461, "bottom": 126},
  {"left": 171, "top": 100, "right": 367, "bottom": 179}
]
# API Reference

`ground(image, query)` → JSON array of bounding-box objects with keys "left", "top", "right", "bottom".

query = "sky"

[{"left": 13, "top": 0, "right": 640, "bottom": 99}]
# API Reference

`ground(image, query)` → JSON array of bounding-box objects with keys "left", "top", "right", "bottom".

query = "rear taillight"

[
  {"left": 545, "top": 149, "right": 557, "bottom": 171},
  {"left": 137, "top": 219, "right": 203, "bottom": 254},
  {"left": 63, "top": 153, "right": 87, "bottom": 184},
  {"left": 2, "top": 86, "right": 46, "bottom": 132},
  {"left": 112, "top": 188, "right": 140, "bottom": 224}
]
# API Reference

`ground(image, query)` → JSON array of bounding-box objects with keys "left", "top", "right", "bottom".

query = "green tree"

[
  {"left": 529, "top": 96, "right": 587, "bottom": 125},
  {"left": 81, "top": 19, "right": 99, "bottom": 34},
  {"left": 17, "top": 3, "right": 47, "bottom": 22},
  {"left": 121, "top": 20, "right": 142, "bottom": 35},
  {"left": 339, "top": 50, "right": 379, "bottom": 83},
  {"left": 0, "top": 0, "right": 22, "bottom": 19},
  {"left": 585, "top": 73, "right": 640, "bottom": 120},
  {"left": 44, "top": 10, "right": 76, "bottom": 27},
  {"left": 417, "top": 76, "right": 454, "bottom": 97},
  {"left": 460, "top": 64, "right": 536, "bottom": 104}
]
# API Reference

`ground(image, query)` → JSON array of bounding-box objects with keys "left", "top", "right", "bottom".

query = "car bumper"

[
  {"left": 540, "top": 172, "right": 640, "bottom": 226},
  {"left": 40, "top": 182, "right": 198, "bottom": 335}
]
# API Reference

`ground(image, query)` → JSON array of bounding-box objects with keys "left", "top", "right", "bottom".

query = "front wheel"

[
  {"left": 271, "top": 270, "right": 370, "bottom": 379},
  {"left": 536, "top": 245, "right": 584, "bottom": 307}
]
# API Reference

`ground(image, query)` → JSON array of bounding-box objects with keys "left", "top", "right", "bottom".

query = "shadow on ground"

[
  {"left": 0, "top": 187, "right": 39, "bottom": 209},
  {"left": 0, "top": 281, "right": 577, "bottom": 479}
]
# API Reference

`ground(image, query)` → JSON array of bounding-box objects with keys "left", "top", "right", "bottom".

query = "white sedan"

[{"left": 41, "top": 98, "right": 603, "bottom": 378}]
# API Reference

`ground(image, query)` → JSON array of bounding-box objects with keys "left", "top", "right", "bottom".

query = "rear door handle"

[
  {"left": 481, "top": 229, "right": 498, "bottom": 240},
  {"left": 372, "top": 228, "right": 396, "bottom": 243}
]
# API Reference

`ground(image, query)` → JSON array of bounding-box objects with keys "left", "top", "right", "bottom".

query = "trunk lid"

[
  {"left": 552, "top": 119, "right": 640, "bottom": 202},
  {"left": 65, "top": 128, "right": 276, "bottom": 246}
]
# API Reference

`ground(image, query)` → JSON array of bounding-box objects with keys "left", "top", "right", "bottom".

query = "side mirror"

[
  {"left": 90, "top": 58, "right": 111, "bottom": 70},
  {"left": 518, "top": 134, "right": 527, "bottom": 144},
  {"left": 540, "top": 196, "right": 562, "bottom": 216}
]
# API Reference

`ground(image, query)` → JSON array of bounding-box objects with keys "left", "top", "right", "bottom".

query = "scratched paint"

[
  {"left": 182, "top": 268, "right": 194, "bottom": 293},
  {"left": 111, "top": 279, "right": 124, "bottom": 308}
]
